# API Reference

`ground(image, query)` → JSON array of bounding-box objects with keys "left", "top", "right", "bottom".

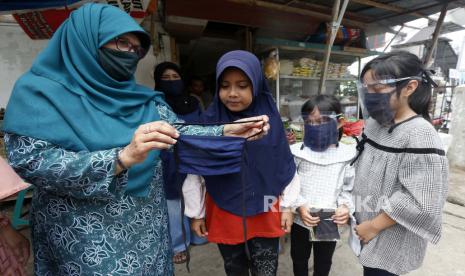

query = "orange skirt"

[{"left": 205, "top": 194, "right": 285, "bottom": 245}]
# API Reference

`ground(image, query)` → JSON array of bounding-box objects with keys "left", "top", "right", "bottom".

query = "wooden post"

[
  {"left": 423, "top": 3, "right": 448, "bottom": 67},
  {"left": 318, "top": 0, "right": 350, "bottom": 94},
  {"left": 170, "top": 37, "right": 178, "bottom": 63},
  {"left": 245, "top": 27, "right": 253, "bottom": 51}
]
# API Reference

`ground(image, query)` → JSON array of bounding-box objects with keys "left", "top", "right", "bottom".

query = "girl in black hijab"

[
  {"left": 154, "top": 62, "right": 205, "bottom": 264},
  {"left": 154, "top": 62, "right": 200, "bottom": 116}
]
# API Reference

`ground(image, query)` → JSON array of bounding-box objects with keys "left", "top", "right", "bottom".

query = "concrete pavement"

[{"left": 175, "top": 202, "right": 465, "bottom": 276}]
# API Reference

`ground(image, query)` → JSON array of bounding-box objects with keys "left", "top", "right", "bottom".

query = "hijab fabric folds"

[
  {"left": 201, "top": 50, "right": 296, "bottom": 217},
  {"left": 3, "top": 3, "right": 164, "bottom": 197}
]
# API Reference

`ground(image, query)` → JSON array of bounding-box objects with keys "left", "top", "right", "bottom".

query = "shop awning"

[
  {"left": 0, "top": 0, "right": 155, "bottom": 39},
  {"left": 0, "top": 0, "right": 81, "bottom": 13}
]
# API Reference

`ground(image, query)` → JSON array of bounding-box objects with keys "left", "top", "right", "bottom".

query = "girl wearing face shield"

[
  {"left": 352, "top": 51, "right": 449, "bottom": 276},
  {"left": 289, "top": 95, "right": 356, "bottom": 276}
]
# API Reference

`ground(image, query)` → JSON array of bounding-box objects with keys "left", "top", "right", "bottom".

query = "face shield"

[
  {"left": 357, "top": 76, "right": 421, "bottom": 126},
  {"left": 302, "top": 112, "right": 340, "bottom": 152}
]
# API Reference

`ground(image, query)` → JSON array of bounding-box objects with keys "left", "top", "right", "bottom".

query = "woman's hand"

[
  {"left": 298, "top": 206, "right": 320, "bottom": 227},
  {"left": 1, "top": 224, "right": 30, "bottom": 265},
  {"left": 332, "top": 205, "right": 350, "bottom": 226},
  {"left": 191, "top": 218, "right": 208, "bottom": 237},
  {"left": 354, "top": 220, "right": 381, "bottom": 244},
  {"left": 223, "top": 115, "right": 270, "bottom": 141},
  {"left": 281, "top": 208, "right": 294, "bottom": 233},
  {"left": 118, "top": 121, "right": 179, "bottom": 169}
]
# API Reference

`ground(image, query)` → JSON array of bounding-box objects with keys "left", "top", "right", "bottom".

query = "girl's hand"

[
  {"left": 223, "top": 115, "right": 270, "bottom": 141},
  {"left": 332, "top": 205, "right": 350, "bottom": 226},
  {"left": 2, "top": 224, "right": 30, "bottom": 265},
  {"left": 191, "top": 218, "right": 208, "bottom": 237},
  {"left": 286, "top": 130, "right": 296, "bottom": 145},
  {"left": 119, "top": 121, "right": 179, "bottom": 169},
  {"left": 298, "top": 206, "right": 320, "bottom": 227},
  {"left": 355, "top": 220, "right": 381, "bottom": 244},
  {"left": 280, "top": 208, "right": 294, "bottom": 233}
]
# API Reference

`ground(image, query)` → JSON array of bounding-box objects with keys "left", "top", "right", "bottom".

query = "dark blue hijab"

[
  {"left": 3, "top": 3, "right": 164, "bottom": 197},
  {"left": 201, "top": 50, "right": 296, "bottom": 217}
]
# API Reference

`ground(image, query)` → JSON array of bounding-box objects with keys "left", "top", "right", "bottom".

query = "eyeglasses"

[
  {"left": 358, "top": 76, "right": 421, "bottom": 94},
  {"left": 360, "top": 76, "right": 421, "bottom": 88},
  {"left": 114, "top": 37, "right": 147, "bottom": 58}
]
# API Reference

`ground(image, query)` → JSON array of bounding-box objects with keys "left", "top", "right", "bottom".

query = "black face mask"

[
  {"left": 98, "top": 47, "right": 140, "bottom": 81},
  {"left": 158, "top": 80, "right": 184, "bottom": 96},
  {"left": 363, "top": 89, "right": 397, "bottom": 126}
]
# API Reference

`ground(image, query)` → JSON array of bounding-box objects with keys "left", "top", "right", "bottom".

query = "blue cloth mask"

[
  {"left": 363, "top": 90, "right": 396, "bottom": 126},
  {"left": 174, "top": 134, "right": 246, "bottom": 176},
  {"left": 303, "top": 119, "right": 339, "bottom": 152},
  {"left": 158, "top": 80, "right": 184, "bottom": 96},
  {"left": 98, "top": 47, "right": 139, "bottom": 81}
]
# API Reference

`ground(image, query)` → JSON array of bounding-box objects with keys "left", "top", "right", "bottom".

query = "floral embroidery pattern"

[{"left": 4, "top": 103, "right": 222, "bottom": 275}]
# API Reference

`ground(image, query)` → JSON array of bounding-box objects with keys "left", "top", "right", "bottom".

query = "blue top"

[
  {"left": 3, "top": 3, "right": 165, "bottom": 197},
  {"left": 201, "top": 50, "right": 296, "bottom": 216}
]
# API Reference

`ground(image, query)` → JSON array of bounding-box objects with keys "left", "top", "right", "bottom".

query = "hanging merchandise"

[
  {"left": 305, "top": 22, "right": 367, "bottom": 49},
  {"left": 264, "top": 50, "right": 279, "bottom": 80},
  {"left": 12, "top": 0, "right": 152, "bottom": 39}
]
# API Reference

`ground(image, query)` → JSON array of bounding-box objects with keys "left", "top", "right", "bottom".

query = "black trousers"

[
  {"left": 217, "top": 237, "right": 279, "bottom": 276},
  {"left": 363, "top": 266, "right": 398, "bottom": 276},
  {"left": 290, "top": 223, "right": 337, "bottom": 276}
]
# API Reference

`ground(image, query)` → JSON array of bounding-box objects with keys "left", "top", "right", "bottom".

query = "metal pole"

[
  {"left": 357, "top": 56, "right": 361, "bottom": 119},
  {"left": 423, "top": 3, "right": 448, "bottom": 67},
  {"left": 383, "top": 25, "right": 404, "bottom": 52},
  {"left": 318, "top": 0, "right": 350, "bottom": 94}
]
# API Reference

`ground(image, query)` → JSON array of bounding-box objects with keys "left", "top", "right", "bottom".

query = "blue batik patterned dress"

[{"left": 4, "top": 103, "right": 222, "bottom": 276}]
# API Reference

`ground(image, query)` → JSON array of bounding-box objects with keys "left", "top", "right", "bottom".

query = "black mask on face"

[
  {"left": 158, "top": 80, "right": 184, "bottom": 96},
  {"left": 98, "top": 47, "right": 140, "bottom": 81}
]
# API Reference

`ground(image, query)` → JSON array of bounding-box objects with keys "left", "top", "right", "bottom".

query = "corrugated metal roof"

[{"left": 264, "top": 0, "right": 465, "bottom": 35}]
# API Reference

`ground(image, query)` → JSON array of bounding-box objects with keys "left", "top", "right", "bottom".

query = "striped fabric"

[{"left": 352, "top": 117, "right": 449, "bottom": 275}]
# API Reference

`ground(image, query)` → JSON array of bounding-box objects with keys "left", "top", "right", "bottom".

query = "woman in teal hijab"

[{"left": 3, "top": 3, "right": 268, "bottom": 275}]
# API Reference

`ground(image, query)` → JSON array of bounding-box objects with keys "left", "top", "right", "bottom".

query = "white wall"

[
  {"left": 0, "top": 24, "right": 48, "bottom": 108},
  {"left": 0, "top": 24, "right": 172, "bottom": 108}
]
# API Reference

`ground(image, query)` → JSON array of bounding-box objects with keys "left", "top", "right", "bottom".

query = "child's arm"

[
  {"left": 182, "top": 174, "right": 206, "bottom": 219},
  {"left": 333, "top": 164, "right": 355, "bottom": 225},
  {"left": 355, "top": 212, "right": 396, "bottom": 244},
  {"left": 279, "top": 172, "right": 300, "bottom": 233},
  {"left": 279, "top": 172, "right": 301, "bottom": 210},
  {"left": 337, "top": 164, "right": 355, "bottom": 213}
]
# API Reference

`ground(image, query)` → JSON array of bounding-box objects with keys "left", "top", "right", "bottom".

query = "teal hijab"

[{"left": 3, "top": 3, "right": 165, "bottom": 197}]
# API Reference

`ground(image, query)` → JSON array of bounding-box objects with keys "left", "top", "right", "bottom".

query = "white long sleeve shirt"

[
  {"left": 182, "top": 172, "right": 301, "bottom": 219},
  {"left": 290, "top": 142, "right": 357, "bottom": 228}
]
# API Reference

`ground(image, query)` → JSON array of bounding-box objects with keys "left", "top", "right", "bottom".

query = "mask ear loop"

[
  {"left": 172, "top": 119, "right": 263, "bottom": 127},
  {"left": 421, "top": 69, "right": 439, "bottom": 88},
  {"left": 241, "top": 141, "right": 251, "bottom": 260},
  {"left": 174, "top": 143, "right": 191, "bottom": 272}
]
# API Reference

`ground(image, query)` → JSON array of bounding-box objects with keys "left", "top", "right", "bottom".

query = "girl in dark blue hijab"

[{"left": 184, "top": 50, "right": 299, "bottom": 276}]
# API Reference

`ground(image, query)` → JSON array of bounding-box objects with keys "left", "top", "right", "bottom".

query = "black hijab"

[{"left": 154, "top": 62, "right": 199, "bottom": 115}]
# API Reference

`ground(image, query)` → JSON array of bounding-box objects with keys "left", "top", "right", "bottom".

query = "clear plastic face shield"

[
  {"left": 302, "top": 112, "right": 341, "bottom": 152},
  {"left": 357, "top": 76, "right": 421, "bottom": 126}
]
